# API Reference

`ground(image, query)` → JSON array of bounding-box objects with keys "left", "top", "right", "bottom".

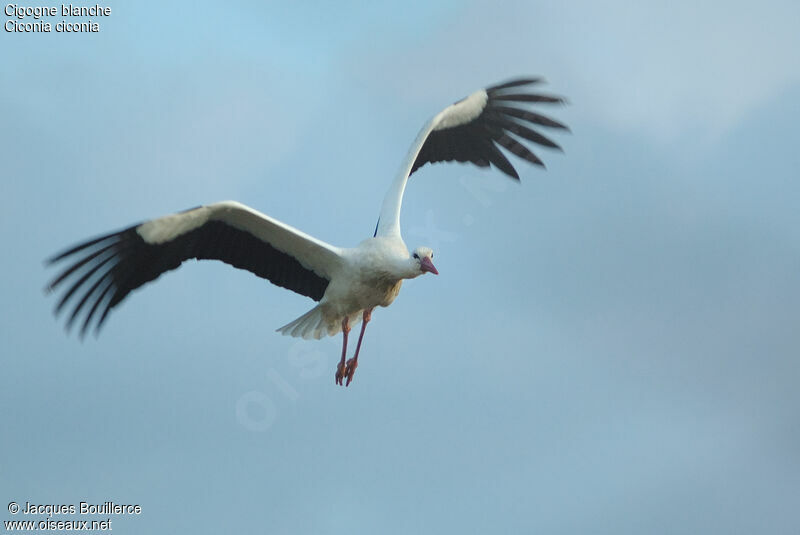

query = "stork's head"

[{"left": 412, "top": 246, "right": 438, "bottom": 276}]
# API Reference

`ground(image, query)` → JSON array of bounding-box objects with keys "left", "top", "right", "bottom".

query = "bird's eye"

[
  {"left": 430, "top": 253, "right": 434, "bottom": 259},
  {"left": 413, "top": 253, "right": 419, "bottom": 259}
]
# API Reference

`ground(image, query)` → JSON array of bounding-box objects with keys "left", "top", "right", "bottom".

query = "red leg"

[
  {"left": 335, "top": 317, "right": 350, "bottom": 386},
  {"left": 345, "top": 308, "right": 372, "bottom": 387}
]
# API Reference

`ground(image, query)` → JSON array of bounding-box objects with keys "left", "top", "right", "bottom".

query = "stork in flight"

[{"left": 46, "top": 77, "right": 568, "bottom": 386}]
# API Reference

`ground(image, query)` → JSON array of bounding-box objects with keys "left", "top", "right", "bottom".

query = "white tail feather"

[
  {"left": 277, "top": 306, "right": 327, "bottom": 340},
  {"left": 276, "top": 306, "right": 364, "bottom": 340}
]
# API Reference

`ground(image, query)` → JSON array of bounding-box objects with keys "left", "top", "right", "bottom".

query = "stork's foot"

[
  {"left": 335, "top": 360, "right": 347, "bottom": 386},
  {"left": 344, "top": 357, "right": 358, "bottom": 387}
]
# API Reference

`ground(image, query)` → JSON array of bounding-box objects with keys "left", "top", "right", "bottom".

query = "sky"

[{"left": 2, "top": 1, "right": 799, "bottom": 533}]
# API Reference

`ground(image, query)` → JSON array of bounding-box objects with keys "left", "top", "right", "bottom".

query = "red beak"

[{"left": 420, "top": 257, "right": 439, "bottom": 275}]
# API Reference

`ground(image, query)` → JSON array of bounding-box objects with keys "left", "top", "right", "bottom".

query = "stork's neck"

[{"left": 354, "top": 235, "right": 417, "bottom": 279}]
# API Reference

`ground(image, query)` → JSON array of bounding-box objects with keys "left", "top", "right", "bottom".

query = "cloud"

[
  {"left": 341, "top": 0, "right": 800, "bottom": 144},
  {"left": 547, "top": 0, "right": 800, "bottom": 140}
]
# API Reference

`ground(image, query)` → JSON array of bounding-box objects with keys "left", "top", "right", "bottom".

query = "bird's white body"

[{"left": 278, "top": 235, "right": 416, "bottom": 339}]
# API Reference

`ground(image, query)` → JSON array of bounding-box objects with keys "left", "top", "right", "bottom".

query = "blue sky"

[{"left": 2, "top": 1, "right": 799, "bottom": 533}]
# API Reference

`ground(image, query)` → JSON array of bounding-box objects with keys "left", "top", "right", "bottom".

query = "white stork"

[{"left": 47, "top": 77, "right": 568, "bottom": 386}]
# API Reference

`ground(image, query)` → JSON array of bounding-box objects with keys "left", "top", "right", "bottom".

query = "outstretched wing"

[
  {"left": 410, "top": 78, "right": 568, "bottom": 178},
  {"left": 376, "top": 77, "right": 568, "bottom": 237},
  {"left": 46, "top": 201, "right": 344, "bottom": 336}
]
